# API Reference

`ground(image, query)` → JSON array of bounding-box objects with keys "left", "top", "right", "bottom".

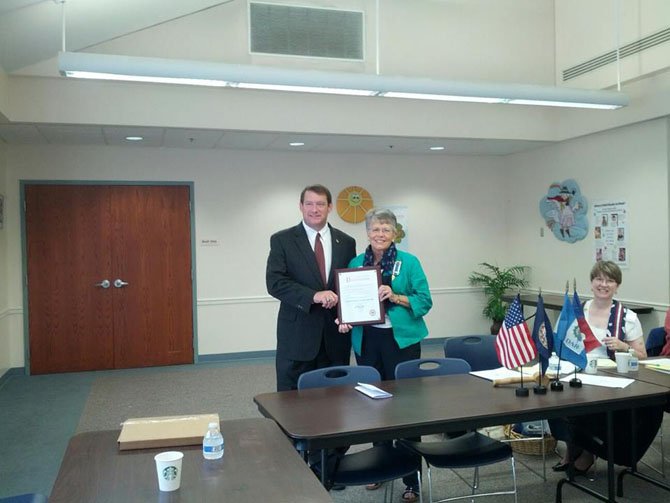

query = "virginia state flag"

[
  {"left": 554, "top": 292, "right": 587, "bottom": 369},
  {"left": 531, "top": 294, "right": 554, "bottom": 375},
  {"left": 496, "top": 295, "right": 537, "bottom": 369},
  {"left": 573, "top": 290, "right": 602, "bottom": 353}
]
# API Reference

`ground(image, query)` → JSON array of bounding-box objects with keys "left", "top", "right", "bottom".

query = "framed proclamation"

[{"left": 335, "top": 266, "right": 384, "bottom": 325}]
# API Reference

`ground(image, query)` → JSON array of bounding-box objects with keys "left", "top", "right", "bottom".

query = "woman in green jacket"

[{"left": 338, "top": 208, "right": 432, "bottom": 502}]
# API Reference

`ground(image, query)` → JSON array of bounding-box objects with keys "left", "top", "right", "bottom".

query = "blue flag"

[
  {"left": 531, "top": 294, "right": 554, "bottom": 375},
  {"left": 554, "top": 292, "right": 587, "bottom": 369}
]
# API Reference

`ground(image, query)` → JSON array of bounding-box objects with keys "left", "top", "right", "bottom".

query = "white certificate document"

[{"left": 336, "top": 266, "right": 384, "bottom": 325}]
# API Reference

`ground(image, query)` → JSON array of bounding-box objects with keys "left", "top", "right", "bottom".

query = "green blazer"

[{"left": 349, "top": 249, "right": 432, "bottom": 355}]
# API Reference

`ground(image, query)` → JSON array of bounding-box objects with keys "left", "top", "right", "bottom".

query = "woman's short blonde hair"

[{"left": 590, "top": 260, "right": 622, "bottom": 285}]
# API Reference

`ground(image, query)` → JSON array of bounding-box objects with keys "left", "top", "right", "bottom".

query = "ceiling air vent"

[
  {"left": 563, "top": 26, "right": 670, "bottom": 81},
  {"left": 249, "top": 2, "right": 364, "bottom": 60}
]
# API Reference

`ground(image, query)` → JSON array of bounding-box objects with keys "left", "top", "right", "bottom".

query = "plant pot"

[{"left": 490, "top": 321, "right": 502, "bottom": 335}]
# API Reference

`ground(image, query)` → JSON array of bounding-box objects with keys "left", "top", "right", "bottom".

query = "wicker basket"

[{"left": 503, "top": 424, "right": 557, "bottom": 456}]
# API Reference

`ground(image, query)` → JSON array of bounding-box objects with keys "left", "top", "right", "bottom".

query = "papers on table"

[
  {"left": 596, "top": 358, "right": 617, "bottom": 369},
  {"left": 470, "top": 363, "right": 576, "bottom": 382},
  {"left": 560, "top": 374, "right": 634, "bottom": 388},
  {"left": 470, "top": 367, "right": 535, "bottom": 381},
  {"left": 640, "top": 358, "right": 670, "bottom": 374},
  {"left": 355, "top": 382, "right": 392, "bottom": 399}
]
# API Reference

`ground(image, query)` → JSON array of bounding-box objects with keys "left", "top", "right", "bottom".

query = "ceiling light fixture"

[
  {"left": 124, "top": 136, "right": 144, "bottom": 141},
  {"left": 289, "top": 142, "right": 305, "bottom": 147},
  {"left": 429, "top": 146, "right": 446, "bottom": 151},
  {"left": 58, "top": 52, "right": 629, "bottom": 110}
]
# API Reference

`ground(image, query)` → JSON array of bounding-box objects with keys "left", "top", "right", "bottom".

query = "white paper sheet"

[
  {"left": 559, "top": 374, "right": 633, "bottom": 388},
  {"left": 355, "top": 382, "right": 393, "bottom": 399},
  {"left": 470, "top": 367, "right": 535, "bottom": 381}
]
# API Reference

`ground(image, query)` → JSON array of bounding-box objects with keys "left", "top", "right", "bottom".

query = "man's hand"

[
  {"left": 314, "top": 290, "right": 338, "bottom": 309},
  {"left": 335, "top": 318, "right": 352, "bottom": 333}
]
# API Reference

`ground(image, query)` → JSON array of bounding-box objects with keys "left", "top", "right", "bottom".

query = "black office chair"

[
  {"left": 395, "top": 358, "right": 517, "bottom": 503},
  {"left": 443, "top": 335, "right": 499, "bottom": 371},
  {"left": 297, "top": 365, "right": 422, "bottom": 502}
]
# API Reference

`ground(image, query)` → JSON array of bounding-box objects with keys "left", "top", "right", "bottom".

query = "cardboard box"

[{"left": 117, "top": 413, "right": 220, "bottom": 451}]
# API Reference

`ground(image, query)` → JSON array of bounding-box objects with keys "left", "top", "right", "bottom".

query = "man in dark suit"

[{"left": 266, "top": 184, "right": 356, "bottom": 391}]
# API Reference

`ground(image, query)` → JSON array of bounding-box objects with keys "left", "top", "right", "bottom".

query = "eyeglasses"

[
  {"left": 593, "top": 276, "right": 617, "bottom": 285},
  {"left": 368, "top": 227, "right": 395, "bottom": 235}
]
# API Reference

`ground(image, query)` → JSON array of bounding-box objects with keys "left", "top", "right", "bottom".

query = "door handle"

[
  {"left": 114, "top": 279, "right": 129, "bottom": 288},
  {"left": 95, "top": 279, "right": 111, "bottom": 289}
]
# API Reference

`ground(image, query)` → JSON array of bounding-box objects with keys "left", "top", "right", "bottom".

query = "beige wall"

[
  {"left": 504, "top": 117, "right": 670, "bottom": 331},
  {"left": 3, "top": 145, "right": 506, "bottom": 365},
  {"left": 2, "top": 117, "right": 669, "bottom": 368},
  {"left": 555, "top": 0, "right": 670, "bottom": 89},
  {"left": 0, "top": 141, "right": 9, "bottom": 373}
]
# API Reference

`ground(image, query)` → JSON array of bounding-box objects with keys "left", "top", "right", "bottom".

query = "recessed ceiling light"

[
  {"left": 429, "top": 146, "right": 445, "bottom": 151},
  {"left": 289, "top": 142, "right": 305, "bottom": 147},
  {"left": 125, "top": 136, "right": 144, "bottom": 141}
]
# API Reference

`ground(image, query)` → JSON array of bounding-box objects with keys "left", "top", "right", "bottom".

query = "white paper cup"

[
  {"left": 584, "top": 355, "right": 598, "bottom": 374},
  {"left": 154, "top": 451, "right": 184, "bottom": 492},
  {"left": 615, "top": 352, "right": 631, "bottom": 373}
]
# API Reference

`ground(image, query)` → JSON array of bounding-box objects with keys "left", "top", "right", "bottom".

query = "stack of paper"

[
  {"left": 640, "top": 358, "right": 670, "bottom": 374},
  {"left": 355, "top": 382, "right": 393, "bottom": 399}
]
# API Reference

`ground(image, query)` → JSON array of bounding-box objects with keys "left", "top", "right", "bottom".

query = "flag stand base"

[
  {"left": 569, "top": 378, "right": 582, "bottom": 388},
  {"left": 515, "top": 387, "right": 529, "bottom": 397},
  {"left": 533, "top": 385, "right": 547, "bottom": 395},
  {"left": 550, "top": 381, "right": 564, "bottom": 391}
]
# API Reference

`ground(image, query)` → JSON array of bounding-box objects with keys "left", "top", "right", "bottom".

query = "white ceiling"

[
  {"left": 0, "top": 0, "right": 554, "bottom": 155},
  {"left": 0, "top": 123, "right": 553, "bottom": 155}
]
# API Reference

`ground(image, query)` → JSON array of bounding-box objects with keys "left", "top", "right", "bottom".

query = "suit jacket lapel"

[{"left": 293, "top": 223, "right": 324, "bottom": 288}]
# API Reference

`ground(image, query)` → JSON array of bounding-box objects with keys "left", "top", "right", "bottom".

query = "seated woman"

[{"left": 551, "top": 260, "right": 648, "bottom": 473}]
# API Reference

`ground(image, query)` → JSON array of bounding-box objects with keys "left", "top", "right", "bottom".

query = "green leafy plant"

[{"left": 468, "top": 263, "right": 529, "bottom": 323}]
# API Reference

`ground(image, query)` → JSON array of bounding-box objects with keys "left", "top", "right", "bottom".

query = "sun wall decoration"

[{"left": 336, "top": 186, "right": 374, "bottom": 223}]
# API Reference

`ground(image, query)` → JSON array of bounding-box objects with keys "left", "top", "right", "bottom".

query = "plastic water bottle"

[
  {"left": 203, "top": 422, "right": 224, "bottom": 460},
  {"left": 628, "top": 348, "right": 639, "bottom": 372},
  {"left": 547, "top": 352, "right": 560, "bottom": 376}
]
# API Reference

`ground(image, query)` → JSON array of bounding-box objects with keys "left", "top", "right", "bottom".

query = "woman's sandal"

[
  {"left": 365, "top": 482, "right": 382, "bottom": 490},
  {"left": 402, "top": 486, "right": 420, "bottom": 502}
]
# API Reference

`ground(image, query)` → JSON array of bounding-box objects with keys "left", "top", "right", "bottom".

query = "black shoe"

[
  {"left": 331, "top": 484, "right": 346, "bottom": 491},
  {"left": 552, "top": 461, "right": 569, "bottom": 472}
]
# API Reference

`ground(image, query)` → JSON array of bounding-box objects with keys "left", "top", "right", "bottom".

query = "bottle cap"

[{"left": 208, "top": 422, "right": 218, "bottom": 428}]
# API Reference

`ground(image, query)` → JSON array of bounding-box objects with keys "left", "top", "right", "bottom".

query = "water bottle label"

[{"left": 203, "top": 444, "right": 223, "bottom": 453}]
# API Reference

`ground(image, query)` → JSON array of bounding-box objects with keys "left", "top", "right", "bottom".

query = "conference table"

[
  {"left": 598, "top": 361, "right": 670, "bottom": 498},
  {"left": 254, "top": 372, "right": 670, "bottom": 502},
  {"left": 49, "top": 417, "right": 332, "bottom": 503}
]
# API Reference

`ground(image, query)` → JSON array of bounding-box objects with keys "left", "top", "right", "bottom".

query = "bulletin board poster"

[{"left": 593, "top": 201, "right": 628, "bottom": 268}]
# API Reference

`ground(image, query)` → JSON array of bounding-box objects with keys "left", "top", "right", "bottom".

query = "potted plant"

[{"left": 468, "top": 262, "right": 529, "bottom": 334}]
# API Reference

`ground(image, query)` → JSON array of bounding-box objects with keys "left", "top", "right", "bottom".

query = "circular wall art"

[{"left": 336, "top": 186, "right": 374, "bottom": 223}]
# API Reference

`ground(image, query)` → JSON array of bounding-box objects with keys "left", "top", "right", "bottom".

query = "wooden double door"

[{"left": 25, "top": 184, "right": 194, "bottom": 374}]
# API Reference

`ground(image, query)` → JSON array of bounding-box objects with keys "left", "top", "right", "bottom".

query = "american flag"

[{"left": 496, "top": 295, "right": 537, "bottom": 369}]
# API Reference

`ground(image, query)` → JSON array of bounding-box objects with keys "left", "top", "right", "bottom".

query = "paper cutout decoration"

[
  {"left": 539, "top": 179, "right": 588, "bottom": 243},
  {"left": 337, "top": 186, "right": 374, "bottom": 223}
]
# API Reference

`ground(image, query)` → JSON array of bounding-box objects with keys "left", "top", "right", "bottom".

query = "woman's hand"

[
  {"left": 378, "top": 285, "right": 394, "bottom": 302},
  {"left": 603, "top": 336, "right": 629, "bottom": 352},
  {"left": 335, "top": 318, "right": 352, "bottom": 333}
]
